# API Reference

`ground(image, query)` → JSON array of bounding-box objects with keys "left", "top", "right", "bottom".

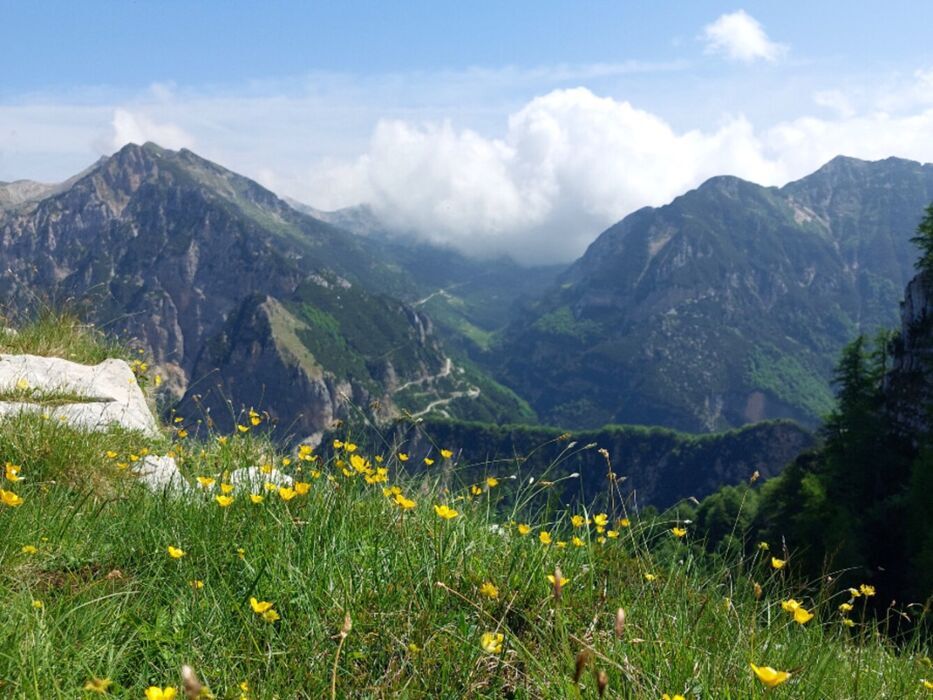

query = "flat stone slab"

[{"left": 0, "top": 353, "right": 159, "bottom": 436}]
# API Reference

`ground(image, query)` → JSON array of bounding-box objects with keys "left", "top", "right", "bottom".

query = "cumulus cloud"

[
  {"left": 701, "top": 10, "right": 786, "bottom": 63},
  {"left": 306, "top": 83, "right": 933, "bottom": 263},
  {"left": 110, "top": 108, "right": 195, "bottom": 151}
]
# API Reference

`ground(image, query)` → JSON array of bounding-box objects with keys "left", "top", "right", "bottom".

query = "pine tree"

[{"left": 909, "top": 203, "right": 933, "bottom": 273}]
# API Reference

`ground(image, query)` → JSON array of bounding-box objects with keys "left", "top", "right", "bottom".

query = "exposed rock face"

[
  {"left": 132, "top": 455, "right": 190, "bottom": 494},
  {"left": 0, "top": 354, "right": 159, "bottom": 435},
  {"left": 0, "top": 143, "right": 448, "bottom": 437},
  {"left": 497, "top": 156, "right": 933, "bottom": 432},
  {"left": 885, "top": 270, "right": 933, "bottom": 440}
]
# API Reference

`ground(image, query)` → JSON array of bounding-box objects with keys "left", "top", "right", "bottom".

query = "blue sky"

[{"left": 3, "top": 1, "right": 933, "bottom": 261}]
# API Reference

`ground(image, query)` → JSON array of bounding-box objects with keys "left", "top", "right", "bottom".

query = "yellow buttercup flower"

[
  {"left": 592, "top": 513, "right": 608, "bottom": 527},
  {"left": 83, "top": 677, "right": 112, "bottom": 694},
  {"left": 842, "top": 618, "right": 856, "bottom": 628},
  {"left": 571, "top": 515, "right": 587, "bottom": 528},
  {"left": 671, "top": 527, "right": 687, "bottom": 538},
  {"left": 145, "top": 686, "right": 177, "bottom": 700},
  {"left": 278, "top": 487, "right": 297, "bottom": 501},
  {"left": 750, "top": 663, "right": 790, "bottom": 688},
  {"left": 644, "top": 573, "right": 658, "bottom": 581},
  {"left": 607, "top": 529, "right": 619, "bottom": 539},
  {"left": 423, "top": 457, "right": 434, "bottom": 466},
  {"left": 470, "top": 485, "right": 482, "bottom": 496},
  {"left": 220, "top": 483, "right": 234, "bottom": 494},
  {"left": 249, "top": 494, "right": 264, "bottom": 504},
  {"left": 262, "top": 608, "right": 280, "bottom": 623},
  {"left": 440, "top": 449, "right": 454, "bottom": 459},
  {"left": 793, "top": 607, "right": 814, "bottom": 624},
  {"left": 190, "top": 580, "right": 204, "bottom": 590},
  {"left": 859, "top": 584, "right": 876, "bottom": 597},
  {"left": 394, "top": 493, "right": 416, "bottom": 510},
  {"left": 839, "top": 602, "right": 854, "bottom": 613},
  {"left": 21, "top": 545, "right": 38, "bottom": 555},
  {"left": 479, "top": 582, "right": 499, "bottom": 599},
  {"left": 771, "top": 557, "right": 786, "bottom": 570},
  {"left": 480, "top": 632, "right": 504, "bottom": 654},
  {"left": 167, "top": 546, "right": 185, "bottom": 559},
  {"left": 196, "top": 476, "right": 216, "bottom": 489},
  {"left": 619, "top": 517, "right": 631, "bottom": 528},
  {"left": 781, "top": 599, "right": 802, "bottom": 613},
  {"left": 517, "top": 523, "right": 531, "bottom": 536},
  {"left": 572, "top": 536, "right": 585, "bottom": 547},
  {"left": 5, "top": 463, "right": 23, "bottom": 482},
  {"left": 397, "top": 453, "right": 409, "bottom": 462},
  {"left": 539, "top": 531, "right": 552, "bottom": 545},
  {"left": 250, "top": 597, "right": 273, "bottom": 614},
  {"left": 547, "top": 572, "right": 569, "bottom": 587},
  {"left": 661, "top": 695, "right": 686, "bottom": 700},
  {"left": 215, "top": 495, "right": 234, "bottom": 508},
  {"left": 758, "top": 541, "right": 770, "bottom": 551},
  {"left": 921, "top": 679, "right": 933, "bottom": 690},
  {"left": 486, "top": 477, "right": 499, "bottom": 488},
  {"left": 0, "top": 489, "right": 23, "bottom": 507},
  {"left": 294, "top": 482, "right": 311, "bottom": 495},
  {"left": 434, "top": 504, "right": 458, "bottom": 520},
  {"left": 32, "top": 599, "right": 43, "bottom": 609}
]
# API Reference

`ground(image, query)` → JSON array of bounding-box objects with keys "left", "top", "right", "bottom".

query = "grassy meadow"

[{"left": 0, "top": 318, "right": 930, "bottom": 698}]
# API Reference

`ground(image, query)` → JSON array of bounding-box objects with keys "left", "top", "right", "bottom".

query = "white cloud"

[
  {"left": 701, "top": 10, "right": 786, "bottom": 63},
  {"left": 308, "top": 83, "right": 933, "bottom": 263},
  {"left": 110, "top": 108, "right": 195, "bottom": 151}
]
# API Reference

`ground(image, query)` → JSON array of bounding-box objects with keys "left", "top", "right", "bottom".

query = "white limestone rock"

[
  {"left": 0, "top": 354, "right": 159, "bottom": 436},
  {"left": 132, "top": 455, "right": 190, "bottom": 494}
]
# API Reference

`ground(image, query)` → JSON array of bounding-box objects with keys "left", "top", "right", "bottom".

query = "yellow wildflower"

[
  {"left": 592, "top": 513, "right": 608, "bottom": 527},
  {"left": 470, "top": 484, "right": 482, "bottom": 496},
  {"left": 781, "top": 599, "right": 802, "bottom": 613},
  {"left": 145, "top": 687, "right": 177, "bottom": 700},
  {"left": 571, "top": 515, "right": 588, "bottom": 528},
  {"left": 220, "top": 483, "right": 234, "bottom": 495},
  {"left": 167, "top": 546, "right": 185, "bottom": 559},
  {"left": 83, "top": 677, "right": 113, "bottom": 694},
  {"left": 572, "top": 536, "right": 585, "bottom": 547},
  {"left": 278, "top": 487, "right": 297, "bottom": 501},
  {"left": 750, "top": 663, "right": 790, "bottom": 688},
  {"left": 397, "top": 453, "right": 409, "bottom": 462},
  {"left": 440, "top": 449, "right": 453, "bottom": 459},
  {"left": 196, "top": 476, "right": 216, "bottom": 489},
  {"left": 190, "top": 580, "right": 204, "bottom": 589},
  {"left": 263, "top": 481, "right": 278, "bottom": 492},
  {"left": 249, "top": 597, "right": 273, "bottom": 614},
  {"left": 758, "top": 541, "right": 770, "bottom": 551},
  {"left": 236, "top": 425, "right": 249, "bottom": 433},
  {"left": 859, "top": 584, "right": 876, "bottom": 597},
  {"left": 539, "top": 531, "right": 552, "bottom": 545},
  {"left": 394, "top": 493, "right": 416, "bottom": 510},
  {"left": 249, "top": 494, "right": 264, "bottom": 504},
  {"left": 5, "top": 463, "right": 23, "bottom": 482},
  {"left": 21, "top": 545, "right": 38, "bottom": 555},
  {"left": 0, "top": 489, "right": 24, "bottom": 507},
  {"left": 661, "top": 695, "right": 686, "bottom": 700},
  {"left": 671, "top": 527, "right": 687, "bottom": 538},
  {"left": 32, "top": 599, "right": 43, "bottom": 609},
  {"left": 479, "top": 582, "right": 499, "bottom": 599},
  {"left": 486, "top": 477, "right": 499, "bottom": 488},
  {"left": 619, "top": 517, "right": 631, "bottom": 528},
  {"left": 215, "top": 495, "right": 234, "bottom": 508},
  {"left": 517, "top": 523, "right": 531, "bottom": 536},
  {"left": 842, "top": 618, "right": 856, "bottom": 627},
  {"left": 480, "top": 632, "right": 504, "bottom": 654},
  {"left": 294, "top": 482, "right": 311, "bottom": 495},
  {"left": 839, "top": 602, "right": 854, "bottom": 613},
  {"left": 793, "top": 607, "right": 814, "bottom": 624},
  {"left": 771, "top": 557, "right": 786, "bottom": 570},
  {"left": 644, "top": 573, "right": 658, "bottom": 581},
  {"left": 261, "top": 609, "right": 280, "bottom": 623},
  {"left": 607, "top": 529, "right": 619, "bottom": 539},
  {"left": 434, "top": 504, "right": 458, "bottom": 520}
]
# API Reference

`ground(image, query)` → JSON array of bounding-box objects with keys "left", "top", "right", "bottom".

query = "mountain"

[
  {"left": 0, "top": 143, "right": 529, "bottom": 438},
  {"left": 285, "top": 199, "right": 566, "bottom": 357},
  {"left": 493, "top": 156, "right": 933, "bottom": 432}
]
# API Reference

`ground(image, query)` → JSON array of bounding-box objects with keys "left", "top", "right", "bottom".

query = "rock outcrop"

[{"left": 0, "top": 354, "right": 159, "bottom": 435}]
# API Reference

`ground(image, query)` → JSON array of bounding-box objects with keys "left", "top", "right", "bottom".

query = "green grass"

[
  {"left": 0, "top": 415, "right": 929, "bottom": 699},
  {"left": 0, "top": 311, "right": 130, "bottom": 365},
  {"left": 0, "top": 388, "right": 105, "bottom": 407}
]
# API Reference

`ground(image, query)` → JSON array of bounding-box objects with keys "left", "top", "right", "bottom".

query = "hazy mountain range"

[{"left": 2, "top": 142, "right": 930, "bottom": 446}]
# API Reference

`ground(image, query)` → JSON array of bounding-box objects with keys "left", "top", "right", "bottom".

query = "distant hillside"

[
  {"left": 0, "top": 143, "right": 530, "bottom": 438},
  {"left": 494, "top": 156, "right": 933, "bottom": 432}
]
